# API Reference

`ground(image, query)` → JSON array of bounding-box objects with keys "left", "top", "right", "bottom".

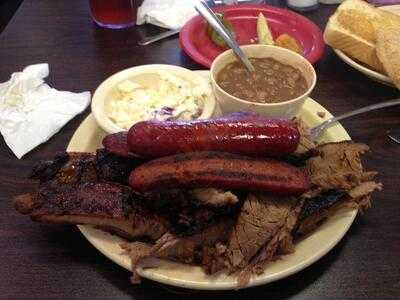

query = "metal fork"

[
  {"left": 310, "top": 98, "right": 400, "bottom": 140},
  {"left": 138, "top": 29, "right": 180, "bottom": 46},
  {"left": 387, "top": 128, "right": 400, "bottom": 144}
]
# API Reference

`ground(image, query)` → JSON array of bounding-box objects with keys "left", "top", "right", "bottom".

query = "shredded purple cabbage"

[{"left": 159, "top": 106, "right": 174, "bottom": 115}]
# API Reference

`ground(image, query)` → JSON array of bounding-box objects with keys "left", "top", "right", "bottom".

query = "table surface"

[{"left": 0, "top": 0, "right": 399, "bottom": 299}]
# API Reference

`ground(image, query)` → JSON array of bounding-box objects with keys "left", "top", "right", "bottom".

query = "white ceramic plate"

[
  {"left": 67, "top": 71, "right": 356, "bottom": 290},
  {"left": 332, "top": 5, "right": 400, "bottom": 87}
]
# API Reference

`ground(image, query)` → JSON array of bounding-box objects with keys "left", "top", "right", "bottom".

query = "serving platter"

[
  {"left": 332, "top": 5, "right": 400, "bottom": 88},
  {"left": 180, "top": 4, "right": 325, "bottom": 68},
  {"left": 67, "top": 70, "right": 356, "bottom": 290}
]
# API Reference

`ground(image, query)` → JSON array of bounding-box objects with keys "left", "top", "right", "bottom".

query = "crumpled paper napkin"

[
  {"left": 137, "top": 0, "right": 199, "bottom": 30},
  {"left": 0, "top": 63, "right": 90, "bottom": 159}
]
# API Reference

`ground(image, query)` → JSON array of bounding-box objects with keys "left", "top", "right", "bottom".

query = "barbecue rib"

[
  {"left": 17, "top": 150, "right": 168, "bottom": 240},
  {"left": 20, "top": 151, "right": 241, "bottom": 238},
  {"left": 14, "top": 182, "right": 168, "bottom": 240}
]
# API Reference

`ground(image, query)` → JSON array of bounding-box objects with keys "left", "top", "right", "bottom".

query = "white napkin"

[
  {"left": 137, "top": 0, "right": 199, "bottom": 30},
  {"left": 0, "top": 64, "right": 91, "bottom": 159}
]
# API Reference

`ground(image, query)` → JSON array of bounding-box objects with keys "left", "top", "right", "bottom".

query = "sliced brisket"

[
  {"left": 298, "top": 141, "right": 382, "bottom": 235},
  {"left": 226, "top": 194, "right": 301, "bottom": 270},
  {"left": 150, "top": 220, "right": 234, "bottom": 264},
  {"left": 121, "top": 241, "right": 153, "bottom": 283},
  {"left": 306, "top": 142, "right": 372, "bottom": 191}
]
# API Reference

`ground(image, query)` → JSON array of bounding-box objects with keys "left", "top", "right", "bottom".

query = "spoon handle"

[{"left": 195, "top": 1, "right": 255, "bottom": 72}]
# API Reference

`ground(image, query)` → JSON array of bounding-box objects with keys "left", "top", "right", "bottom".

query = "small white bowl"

[
  {"left": 91, "top": 64, "right": 217, "bottom": 134},
  {"left": 210, "top": 45, "right": 317, "bottom": 118}
]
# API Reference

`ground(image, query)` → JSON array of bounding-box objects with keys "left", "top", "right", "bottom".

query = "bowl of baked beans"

[{"left": 210, "top": 44, "right": 317, "bottom": 118}]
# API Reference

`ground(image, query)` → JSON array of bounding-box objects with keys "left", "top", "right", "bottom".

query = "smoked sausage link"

[
  {"left": 102, "top": 132, "right": 132, "bottom": 158},
  {"left": 129, "top": 151, "right": 309, "bottom": 196},
  {"left": 127, "top": 112, "right": 300, "bottom": 159}
]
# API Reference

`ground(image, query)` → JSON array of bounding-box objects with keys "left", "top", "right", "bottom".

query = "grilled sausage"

[
  {"left": 129, "top": 151, "right": 309, "bottom": 195},
  {"left": 102, "top": 132, "right": 134, "bottom": 158},
  {"left": 127, "top": 113, "right": 300, "bottom": 159},
  {"left": 102, "top": 114, "right": 257, "bottom": 158}
]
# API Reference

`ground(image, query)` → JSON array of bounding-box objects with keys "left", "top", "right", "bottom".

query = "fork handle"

[
  {"left": 138, "top": 29, "right": 180, "bottom": 46},
  {"left": 325, "top": 98, "right": 400, "bottom": 127},
  {"left": 311, "top": 98, "right": 400, "bottom": 140}
]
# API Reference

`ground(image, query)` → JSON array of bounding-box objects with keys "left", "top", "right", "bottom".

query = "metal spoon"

[
  {"left": 194, "top": 0, "right": 255, "bottom": 72},
  {"left": 310, "top": 98, "right": 400, "bottom": 140},
  {"left": 136, "top": 1, "right": 243, "bottom": 46}
]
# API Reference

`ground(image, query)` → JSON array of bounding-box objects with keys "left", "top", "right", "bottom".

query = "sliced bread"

[
  {"left": 376, "top": 28, "right": 400, "bottom": 89},
  {"left": 324, "top": 0, "right": 400, "bottom": 73}
]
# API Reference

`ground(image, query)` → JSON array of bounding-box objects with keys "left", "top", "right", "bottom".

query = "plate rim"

[
  {"left": 179, "top": 4, "right": 325, "bottom": 68},
  {"left": 333, "top": 48, "right": 393, "bottom": 85},
  {"left": 68, "top": 70, "right": 356, "bottom": 290}
]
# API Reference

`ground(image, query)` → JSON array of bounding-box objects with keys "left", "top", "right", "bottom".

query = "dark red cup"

[{"left": 89, "top": 0, "right": 142, "bottom": 29}]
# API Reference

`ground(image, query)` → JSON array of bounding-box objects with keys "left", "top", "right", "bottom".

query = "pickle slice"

[
  {"left": 207, "top": 13, "right": 235, "bottom": 48},
  {"left": 257, "top": 13, "right": 274, "bottom": 45}
]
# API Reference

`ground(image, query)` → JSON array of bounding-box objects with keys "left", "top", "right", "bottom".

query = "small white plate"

[
  {"left": 332, "top": 5, "right": 400, "bottom": 87},
  {"left": 67, "top": 71, "right": 356, "bottom": 290},
  {"left": 91, "top": 64, "right": 219, "bottom": 134}
]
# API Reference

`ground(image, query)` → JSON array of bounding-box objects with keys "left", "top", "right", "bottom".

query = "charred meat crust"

[
  {"left": 29, "top": 152, "right": 95, "bottom": 183},
  {"left": 29, "top": 150, "right": 142, "bottom": 185},
  {"left": 29, "top": 152, "right": 98, "bottom": 184},
  {"left": 298, "top": 190, "right": 347, "bottom": 222},
  {"left": 29, "top": 152, "right": 69, "bottom": 181},
  {"left": 133, "top": 188, "right": 242, "bottom": 235},
  {"left": 32, "top": 182, "right": 133, "bottom": 218},
  {"left": 95, "top": 149, "right": 143, "bottom": 184},
  {"left": 129, "top": 151, "right": 310, "bottom": 195}
]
